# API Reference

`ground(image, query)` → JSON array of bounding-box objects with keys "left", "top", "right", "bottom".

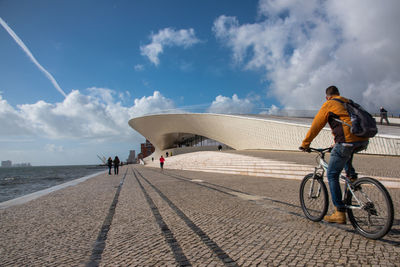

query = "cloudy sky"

[{"left": 1, "top": 0, "right": 399, "bottom": 165}]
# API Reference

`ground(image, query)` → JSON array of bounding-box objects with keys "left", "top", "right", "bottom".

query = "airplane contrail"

[{"left": 0, "top": 17, "right": 67, "bottom": 98}]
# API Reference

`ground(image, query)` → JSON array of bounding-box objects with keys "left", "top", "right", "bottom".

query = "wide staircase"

[
  {"left": 146, "top": 151, "right": 314, "bottom": 181},
  {"left": 145, "top": 151, "right": 400, "bottom": 188}
]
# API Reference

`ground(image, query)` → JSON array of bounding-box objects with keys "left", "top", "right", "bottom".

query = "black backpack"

[{"left": 332, "top": 98, "right": 378, "bottom": 138}]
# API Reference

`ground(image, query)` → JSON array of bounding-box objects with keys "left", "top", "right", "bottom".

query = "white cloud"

[
  {"left": 260, "top": 104, "right": 280, "bottom": 115},
  {"left": 207, "top": 94, "right": 254, "bottom": 114},
  {"left": 45, "top": 144, "right": 64, "bottom": 152},
  {"left": 0, "top": 89, "right": 176, "bottom": 141},
  {"left": 134, "top": 64, "right": 144, "bottom": 71},
  {"left": 0, "top": 94, "right": 31, "bottom": 135},
  {"left": 118, "top": 91, "right": 131, "bottom": 103},
  {"left": 213, "top": 0, "right": 400, "bottom": 114},
  {"left": 140, "top": 27, "right": 200, "bottom": 66},
  {"left": 128, "top": 91, "right": 177, "bottom": 116}
]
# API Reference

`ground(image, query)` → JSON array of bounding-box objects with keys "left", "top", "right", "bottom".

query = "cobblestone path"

[{"left": 1, "top": 165, "right": 399, "bottom": 266}]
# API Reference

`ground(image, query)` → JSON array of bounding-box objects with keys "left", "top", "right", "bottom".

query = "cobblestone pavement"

[
  {"left": 1, "top": 164, "right": 399, "bottom": 266},
  {"left": 0, "top": 170, "right": 121, "bottom": 266}
]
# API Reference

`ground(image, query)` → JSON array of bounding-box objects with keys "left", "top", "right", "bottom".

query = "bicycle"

[{"left": 299, "top": 147, "right": 394, "bottom": 239}]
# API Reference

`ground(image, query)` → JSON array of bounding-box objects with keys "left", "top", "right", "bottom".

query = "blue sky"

[
  {"left": 1, "top": 0, "right": 399, "bottom": 165},
  {"left": 1, "top": 0, "right": 263, "bottom": 107}
]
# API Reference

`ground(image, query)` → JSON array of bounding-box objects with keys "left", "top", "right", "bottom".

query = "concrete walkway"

[{"left": 1, "top": 164, "right": 399, "bottom": 266}]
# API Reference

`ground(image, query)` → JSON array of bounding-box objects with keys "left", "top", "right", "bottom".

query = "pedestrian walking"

[
  {"left": 107, "top": 157, "right": 113, "bottom": 175},
  {"left": 159, "top": 155, "right": 165, "bottom": 170},
  {"left": 113, "top": 156, "right": 120, "bottom": 175}
]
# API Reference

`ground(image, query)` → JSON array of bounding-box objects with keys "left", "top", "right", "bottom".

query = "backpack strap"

[
  {"left": 330, "top": 98, "right": 352, "bottom": 127},
  {"left": 331, "top": 98, "right": 345, "bottom": 104}
]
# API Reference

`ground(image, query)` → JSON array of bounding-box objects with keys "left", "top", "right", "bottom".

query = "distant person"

[
  {"left": 113, "top": 156, "right": 120, "bottom": 175},
  {"left": 166, "top": 152, "right": 169, "bottom": 157},
  {"left": 159, "top": 155, "right": 165, "bottom": 170},
  {"left": 380, "top": 107, "right": 390, "bottom": 125},
  {"left": 218, "top": 145, "right": 222, "bottom": 151},
  {"left": 152, "top": 157, "right": 154, "bottom": 162},
  {"left": 107, "top": 157, "right": 113, "bottom": 175}
]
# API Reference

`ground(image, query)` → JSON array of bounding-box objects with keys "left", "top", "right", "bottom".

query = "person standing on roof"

[
  {"left": 299, "top": 85, "right": 369, "bottom": 224},
  {"left": 380, "top": 107, "right": 390, "bottom": 125}
]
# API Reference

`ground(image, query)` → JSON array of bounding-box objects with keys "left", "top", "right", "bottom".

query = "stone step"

[
  {"left": 165, "top": 166, "right": 307, "bottom": 180},
  {"left": 183, "top": 164, "right": 313, "bottom": 170},
  {"left": 163, "top": 165, "right": 400, "bottom": 188},
  {"left": 173, "top": 165, "right": 311, "bottom": 174},
  {"left": 181, "top": 161, "right": 307, "bottom": 165},
  {"left": 146, "top": 151, "right": 400, "bottom": 188}
]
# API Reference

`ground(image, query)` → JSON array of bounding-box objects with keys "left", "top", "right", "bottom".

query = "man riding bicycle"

[{"left": 299, "top": 86, "right": 369, "bottom": 224}]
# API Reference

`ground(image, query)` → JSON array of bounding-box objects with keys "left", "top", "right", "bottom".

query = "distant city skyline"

[
  {"left": 1, "top": 0, "right": 399, "bottom": 165},
  {"left": 1, "top": 160, "right": 31, "bottom": 167}
]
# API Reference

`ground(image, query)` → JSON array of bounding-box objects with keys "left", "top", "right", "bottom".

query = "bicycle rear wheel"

[
  {"left": 346, "top": 177, "right": 394, "bottom": 239},
  {"left": 300, "top": 173, "right": 329, "bottom": 221}
]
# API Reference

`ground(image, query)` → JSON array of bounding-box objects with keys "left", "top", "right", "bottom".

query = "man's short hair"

[{"left": 326, "top": 85, "right": 340, "bottom": 96}]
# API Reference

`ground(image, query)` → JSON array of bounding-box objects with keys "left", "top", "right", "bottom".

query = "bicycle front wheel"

[
  {"left": 299, "top": 173, "right": 329, "bottom": 221},
  {"left": 346, "top": 177, "right": 394, "bottom": 239}
]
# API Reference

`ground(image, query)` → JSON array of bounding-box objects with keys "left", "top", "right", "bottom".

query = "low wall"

[
  {"left": 374, "top": 116, "right": 400, "bottom": 124},
  {"left": 144, "top": 146, "right": 232, "bottom": 163}
]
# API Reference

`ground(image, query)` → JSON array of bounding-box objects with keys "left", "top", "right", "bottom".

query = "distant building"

[
  {"left": 13, "top": 163, "right": 32, "bottom": 167},
  {"left": 140, "top": 139, "right": 155, "bottom": 158},
  {"left": 127, "top": 150, "right": 136, "bottom": 164},
  {"left": 1, "top": 160, "right": 12, "bottom": 167},
  {"left": 1, "top": 161, "right": 32, "bottom": 167}
]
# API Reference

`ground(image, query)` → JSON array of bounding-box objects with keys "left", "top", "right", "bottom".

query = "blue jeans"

[{"left": 327, "top": 141, "right": 369, "bottom": 211}]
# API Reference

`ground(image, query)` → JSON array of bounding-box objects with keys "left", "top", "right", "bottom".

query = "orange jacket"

[{"left": 301, "top": 96, "right": 368, "bottom": 148}]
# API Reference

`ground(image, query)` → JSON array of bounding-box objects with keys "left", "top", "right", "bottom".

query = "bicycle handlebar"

[{"left": 299, "top": 147, "right": 332, "bottom": 154}]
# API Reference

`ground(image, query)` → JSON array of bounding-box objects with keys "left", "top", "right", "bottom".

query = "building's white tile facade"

[{"left": 129, "top": 114, "right": 400, "bottom": 157}]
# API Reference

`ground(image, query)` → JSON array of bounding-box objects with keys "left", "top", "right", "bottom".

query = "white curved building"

[{"left": 129, "top": 113, "right": 400, "bottom": 159}]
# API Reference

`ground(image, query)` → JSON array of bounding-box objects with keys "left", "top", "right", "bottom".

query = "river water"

[{"left": 0, "top": 165, "right": 106, "bottom": 203}]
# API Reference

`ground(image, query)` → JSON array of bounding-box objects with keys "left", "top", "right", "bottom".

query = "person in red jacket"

[
  {"left": 300, "top": 85, "right": 369, "bottom": 224},
  {"left": 159, "top": 155, "right": 165, "bottom": 170}
]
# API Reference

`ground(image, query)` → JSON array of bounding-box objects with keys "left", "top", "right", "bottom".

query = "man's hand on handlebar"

[{"left": 299, "top": 146, "right": 311, "bottom": 153}]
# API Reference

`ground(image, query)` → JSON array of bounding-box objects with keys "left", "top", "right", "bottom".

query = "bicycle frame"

[{"left": 311, "top": 149, "right": 367, "bottom": 211}]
